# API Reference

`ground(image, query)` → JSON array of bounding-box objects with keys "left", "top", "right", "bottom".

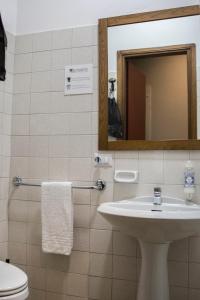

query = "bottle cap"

[{"left": 185, "top": 160, "right": 193, "bottom": 168}]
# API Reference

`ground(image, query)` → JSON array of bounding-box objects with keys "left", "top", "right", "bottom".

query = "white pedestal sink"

[{"left": 98, "top": 196, "right": 200, "bottom": 300}]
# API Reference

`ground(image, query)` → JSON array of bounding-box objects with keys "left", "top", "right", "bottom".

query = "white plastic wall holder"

[
  {"left": 94, "top": 153, "right": 113, "bottom": 168},
  {"left": 114, "top": 170, "right": 138, "bottom": 183}
]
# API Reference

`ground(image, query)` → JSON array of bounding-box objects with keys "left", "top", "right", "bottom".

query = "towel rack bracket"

[
  {"left": 96, "top": 179, "right": 106, "bottom": 191},
  {"left": 13, "top": 176, "right": 22, "bottom": 187}
]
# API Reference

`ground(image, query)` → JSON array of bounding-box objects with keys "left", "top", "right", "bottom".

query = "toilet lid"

[{"left": 0, "top": 261, "right": 28, "bottom": 294}]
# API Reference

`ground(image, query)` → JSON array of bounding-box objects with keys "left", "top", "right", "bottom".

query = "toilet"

[{"left": 0, "top": 261, "right": 29, "bottom": 300}]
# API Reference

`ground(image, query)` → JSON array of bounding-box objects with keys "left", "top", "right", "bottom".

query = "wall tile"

[
  {"left": 69, "top": 158, "right": 92, "bottom": 181},
  {"left": 69, "top": 112, "right": 92, "bottom": 135},
  {"left": 29, "top": 157, "right": 48, "bottom": 179},
  {"left": 9, "top": 221, "right": 27, "bottom": 243},
  {"left": 30, "top": 92, "right": 51, "bottom": 114},
  {"left": 11, "top": 136, "right": 29, "bottom": 157},
  {"left": 90, "top": 206, "right": 112, "bottom": 230},
  {"left": 113, "top": 231, "right": 137, "bottom": 257},
  {"left": 71, "top": 46, "right": 94, "bottom": 65},
  {"left": 115, "top": 158, "right": 138, "bottom": 171},
  {"left": 68, "top": 135, "right": 92, "bottom": 158},
  {"left": 113, "top": 255, "right": 137, "bottom": 281},
  {"left": 31, "top": 71, "right": 51, "bottom": 92},
  {"left": 30, "top": 114, "right": 50, "bottom": 135},
  {"left": 27, "top": 245, "right": 44, "bottom": 267},
  {"left": 6, "top": 52, "right": 15, "bottom": 73},
  {"left": 112, "top": 279, "right": 136, "bottom": 300},
  {"left": 49, "top": 135, "right": 69, "bottom": 157},
  {"left": 29, "top": 289, "right": 46, "bottom": 300},
  {"left": 5, "top": 73, "right": 14, "bottom": 94},
  {"left": 189, "top": 263, "right": 200, "bottom": 288},
  {"left": 169, "top": 262, "right": 188, "bottom": 287},
  {"left": 50, "top": 94, "right": 92, "bottom": 114},
  {"left": 52, "top": 49, "right": 71, "bottom": 70},
  {"left": 48, "top": 113, "right": 70, "bottom": 135},
  {"left": 89, "top": 276, "right": 112, "bottom": 300},
  {"left": 164, "top": 160, "right": 185, "bottom": 184},
  {"left": 32, "top": 32, "right": 52, "bottom": 52},
  {"left": 4, "top": 93, "right": 13, "bottom": 114},
  {"left": 27, "top": 266, "right": 45, "bottom": 290},
  {"left": 90, "top": 229, "right": 112, "bottom": 254},
  {"left": 89, "top": 253, "right": 113, "bottom": 278},
  {"left": 139, "top": 150, "right": 163, "bottom": 160},
  {"left": 14, "top": 73, "right": 31, "bottom": 93},
  {"left": 46, "top": 269, "right": 67, "bottom": 293},
  {"left": 74, "top": 205, "right": 90, "bottom": 228},
  {"left": 52, "top": 29, "right": 72, "bottom": 50},
  {"left": 189, "top": 237, "right": 200, "bottom": 262},
  {"left": 73, "top": 228, "right": 89, "bottom": 252},
  {"left": 7, "top": 32, "right": 15, "bottom": 54},
  {"left": 68, "top": 251, "right": 89, "bottom": 274},
  {"left": 189, "top": 288, "right": 200, "bottom": 300},
  {"left": 32, "top": 51, "right": 51, "bottom": 72},
  {"left": 8, "top": 242, "right": 27, "bottom": 265},
  {"left": 170, "top": 287, "right": 188, "bottom": 300},
  {"left": 164, "top": 150, "right": 189, "bottom": 160},
  {"left": 15, "top": 53, "right": 32, "bottom": 74},
  {"left": 169, "top": 238, "right": 188, "bottom": 262},
  {"left": 15, "top": 34, "right": 33, "bottom": 54},
  {"left": 73, "top": 189, "right": 90, "bottom": 205},
  {"left": 72, "top": 26, "right": 96, "bottom": 47},
  {"left": 10, "top": 157, "right": 29, "bottom": 178},
  {"left": 51, "top": 69, "right": 65, "bottom": 91},
  {"left": 139, "top": 159, "right": 163, "bottom": 184},
  {"left": 27, "top": 222, "right": 42, "bottom": 245},
  {"left": 64, "top": 273, "right": 88, "bottom": 297},
  {"left": 13, "top": 94, "right": 30, "bottom": 115},
  {"left": 27, "top": 202, "right": 41, "bottom": 223},
  {"left": 9, "top": 199, "right": 28, "bottom": 222},
  {"left": 29, "top": 135, "right": 49, "bottom": 157},
  {"left": 48, "top": 158, "right": 69, "bottom": 180}
]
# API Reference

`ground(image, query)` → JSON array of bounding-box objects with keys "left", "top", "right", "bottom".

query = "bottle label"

[{"left": 184, "top": 175, "right": 195, "bottom": 187}]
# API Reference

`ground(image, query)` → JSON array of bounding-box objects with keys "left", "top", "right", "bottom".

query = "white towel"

[{"left": 41, "top": 182, "right": 73, "bottom": 255}]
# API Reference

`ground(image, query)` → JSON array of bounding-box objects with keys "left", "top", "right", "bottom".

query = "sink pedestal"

[{"left": 137, "top": 240, "right": 170, "bottom": 300}]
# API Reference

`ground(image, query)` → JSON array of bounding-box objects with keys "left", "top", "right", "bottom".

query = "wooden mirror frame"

[{"left": 99, "top": 5, "right": 200, "bottom": 150}]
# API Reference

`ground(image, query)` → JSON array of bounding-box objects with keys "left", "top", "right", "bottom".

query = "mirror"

[{"left": 99, "top": 6, "right": 200, "bottom": 150}]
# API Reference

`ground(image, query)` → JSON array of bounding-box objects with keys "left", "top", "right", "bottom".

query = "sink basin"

[
  {"left": 98, "top": 196, "right": 200, "bottom": 300},
  {"left": 98, "top": 196, "right": 200, "bottom": 242}
]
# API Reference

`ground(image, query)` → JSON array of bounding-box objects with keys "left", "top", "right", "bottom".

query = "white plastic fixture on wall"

[{"left": 114, "top": 170, "right": 139, "bottom": 183}]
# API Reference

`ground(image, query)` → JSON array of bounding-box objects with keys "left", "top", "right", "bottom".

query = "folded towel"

[{"left": 41, "top": 182, "right": 73, "bottom": 255}]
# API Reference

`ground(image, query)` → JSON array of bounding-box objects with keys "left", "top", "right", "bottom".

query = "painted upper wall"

[
  {"left": 16, "top": 0, "right": 199, "bottom": 35},
  {"left": 0, "top": 0, "right": 18, "bottom": 34}
]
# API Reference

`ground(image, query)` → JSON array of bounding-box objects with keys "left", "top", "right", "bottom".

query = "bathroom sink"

[
  {"left": 98, "top": 196, "right": 200, "bottom": 242},
  {"left": 98, "top": 196, "right": 200, "bottom": 300}
]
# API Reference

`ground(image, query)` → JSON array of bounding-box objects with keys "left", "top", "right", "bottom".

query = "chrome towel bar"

[{"left": 13, "top": 176, "right": 106, "bottom": 191}]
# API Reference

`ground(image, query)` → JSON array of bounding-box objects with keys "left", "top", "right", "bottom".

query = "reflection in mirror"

[
  {"left": 116, "top": 46, "right": 195, "bottom": 141},
  {"left": 107, "top": 15, "right": 199, "bottom": 142}
]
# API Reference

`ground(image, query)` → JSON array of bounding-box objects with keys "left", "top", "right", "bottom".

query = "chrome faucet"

[{"left": 153, "top": 187, "right": 162, "bottom": 205}]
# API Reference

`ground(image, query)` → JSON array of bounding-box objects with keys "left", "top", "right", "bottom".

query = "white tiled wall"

[
  {"left": 0, "top": 31, "right": 15, "bottom": 261},
  {"left": 8, "top": 26, "right": 200, "bottom": 300}
]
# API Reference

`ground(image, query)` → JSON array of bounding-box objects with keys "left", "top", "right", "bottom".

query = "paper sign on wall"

[{"left": 64, "top": 64, "right": 93, "bottom": 95}]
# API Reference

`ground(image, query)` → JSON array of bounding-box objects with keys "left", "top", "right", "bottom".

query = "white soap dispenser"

[{"left": 184, "top": 160, "right": 195, "bottom": 201}]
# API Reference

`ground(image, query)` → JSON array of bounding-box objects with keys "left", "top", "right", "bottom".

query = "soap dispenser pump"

[{"left": 184, "top": 160, "right": 195, "bottom": 202}]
